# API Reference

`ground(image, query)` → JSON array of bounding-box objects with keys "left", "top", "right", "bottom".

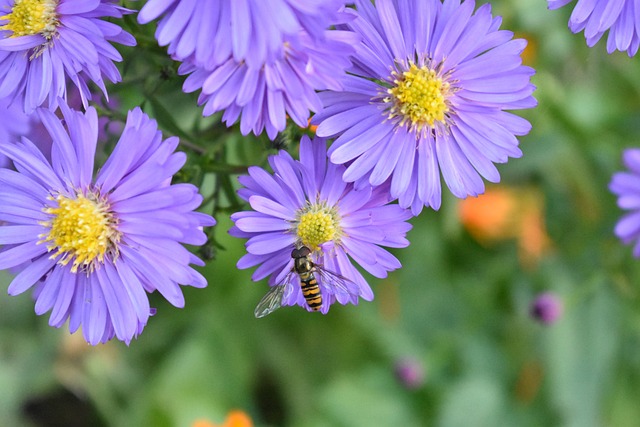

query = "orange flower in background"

[
  {"left": 515, "top": 32, "right": 538, "bottom": 66},
  {"left": 223, "top": 411, "right": 253, "bottom": 427},
  {"left": 458, "top": 186, "right": 552, "bottom": 267},
  {"left": 284, "top": 115, "right": 318, "bottom": 133},
  {"left": 304, "top": 118, "right": 318, "bottom": 133},
  {"left": 192, "top": 410, "right": 253, "bottom": 427},
  {"left": 459, "top": 187, "right": 519, "bottom": 242}
]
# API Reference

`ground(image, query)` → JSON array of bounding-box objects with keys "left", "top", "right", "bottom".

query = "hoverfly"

[{"left": 254, "top": 245, "right": 359, "bottom": 318}]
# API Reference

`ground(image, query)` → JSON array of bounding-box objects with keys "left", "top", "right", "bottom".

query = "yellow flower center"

[
  {"left": 295, "top": 202, "right": 341, "bottom": 251},
  {"left": 40, "top": 192, "right": 120, "bottom": 273},
  {"left": 385, "top": 62, "right": 451, "bottom": 133},
  {"left": 0, "top": 0, "right": 59, "bottom": 38}
]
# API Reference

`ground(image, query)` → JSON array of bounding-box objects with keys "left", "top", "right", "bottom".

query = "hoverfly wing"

[
  {"left": 254, "top": 284, "right": 286, "bottom": 318},
  {"left": 254, "top": 270, "right": 296, "bottom": 318},
  {"left": 314, "top": 265, "right": 360, "bottom": 301}
]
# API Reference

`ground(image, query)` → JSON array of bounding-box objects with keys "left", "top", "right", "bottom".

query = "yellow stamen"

[
  {"left": 295, "top": 202, "right": 341, "bottom": 251},
  {"left": 39, "top": 192, "right": 119, "bottom": 273},
  {"left": 384, "top": 62, "right": 451, "bottom": 133},
  {"left": 0, "top": 0, "right": 58, "bottom": 38}
]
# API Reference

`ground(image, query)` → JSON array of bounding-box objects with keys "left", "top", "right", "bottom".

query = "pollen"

[
  {"left": 0, "top": 0, "right": 59, "bottom": 39},
  {"left": 385, "top": 62, "right": 451, "bottom": 133},
  {"left": 39, "top": 192, "right": 120, "bottom": 273},
  {"left": 295, "top": 202, "right": 341, "bottom": 251}
]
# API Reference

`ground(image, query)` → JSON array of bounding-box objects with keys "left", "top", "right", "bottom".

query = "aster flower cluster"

[
  {"left": 224, "top": 0, "right": 537, "bottom": 314},
  {"left": 4, "top": 0, "right": 640, "bottom": 344},
  {"left": 0, "top": 0, "right": 540, "bottom": 341}
]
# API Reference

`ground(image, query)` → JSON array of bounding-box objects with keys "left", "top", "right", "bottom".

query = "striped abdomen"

[{"left": 299, "top": 270, "right": 322, "bottom": 311}]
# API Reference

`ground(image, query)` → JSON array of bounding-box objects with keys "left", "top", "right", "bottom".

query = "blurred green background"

[{"left": 3, "top": 0, "right": 640, "bottom": 426}]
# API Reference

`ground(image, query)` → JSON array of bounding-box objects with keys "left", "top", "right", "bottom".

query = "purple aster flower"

[
  {"left": 313, "top": 0, "right": 537, "bottom": 215},
  {"left": 0, "top": 0, "right": 136, "bottom": 113},
  {"left": 0, "top": 103, "right": 215, "bottom": 345},
  {"left": 180, "top": 28, "right": 357, "bottom": 140},
  {"left": 530, "top": 292, "right": 563, "bottom": 325},
  {"left": 548, "top": 0, "right": 640, "bottom": 56},
  {"left": 0, "top": 95, "right": 50, "bottom": 167},
  {"left": 610, "top": 148, "right": 640, "bottom": 254},
  {"left": 138, "top": 0, "right": 348, "bottom": 68},
  {"left": 230, "top": 136, "right": 412, "bottom": 315}
]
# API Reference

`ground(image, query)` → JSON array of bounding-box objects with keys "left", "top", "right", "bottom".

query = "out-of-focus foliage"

[{"left": 2, "top": 0, "right": 640, "bottom": 426}]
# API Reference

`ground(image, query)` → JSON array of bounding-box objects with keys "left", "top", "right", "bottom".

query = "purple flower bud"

[
  {"left": 530, "top": 292, "right": 563, "bottom": 325},
  {"left": 394, "top": 358, "right": 425, "bottom": 390}
]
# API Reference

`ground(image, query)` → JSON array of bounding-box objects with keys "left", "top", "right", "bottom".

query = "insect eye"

[{"left": 298, "top": 246, "right": 311, "bottom": 257}]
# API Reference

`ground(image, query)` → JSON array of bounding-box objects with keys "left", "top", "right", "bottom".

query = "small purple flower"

[
  {"left": 548, "top": 0, "right": 640, "bottom": 56},
  {"left": 0, "top": 0, "right": 136, "bottom": 113},
  {"left": 394, "top": 358, "right": 426, "bottom": 389},
  {"left": 611, "top": 149, "right": 640, "bottom": 254},
  {"left": 0, "top": 96, "right": 50, "bottom": 167},
  {"left": 530, "top": 292, "right": 563, "bottom": 325},
  {"left": 230, "top": 136, "right": 412, "bottom": 314},
  {"left": 180, "top": 29, "right": 356, "bottom": 139},
  {"left": 0, "top": 104, "right": 215, "bottom": 345},
  {"left": 138, "top": 0, "right": 348, "bottom": 68},
  {"left": 313, "top": 0, "right": 536, "bottom": 215}
]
